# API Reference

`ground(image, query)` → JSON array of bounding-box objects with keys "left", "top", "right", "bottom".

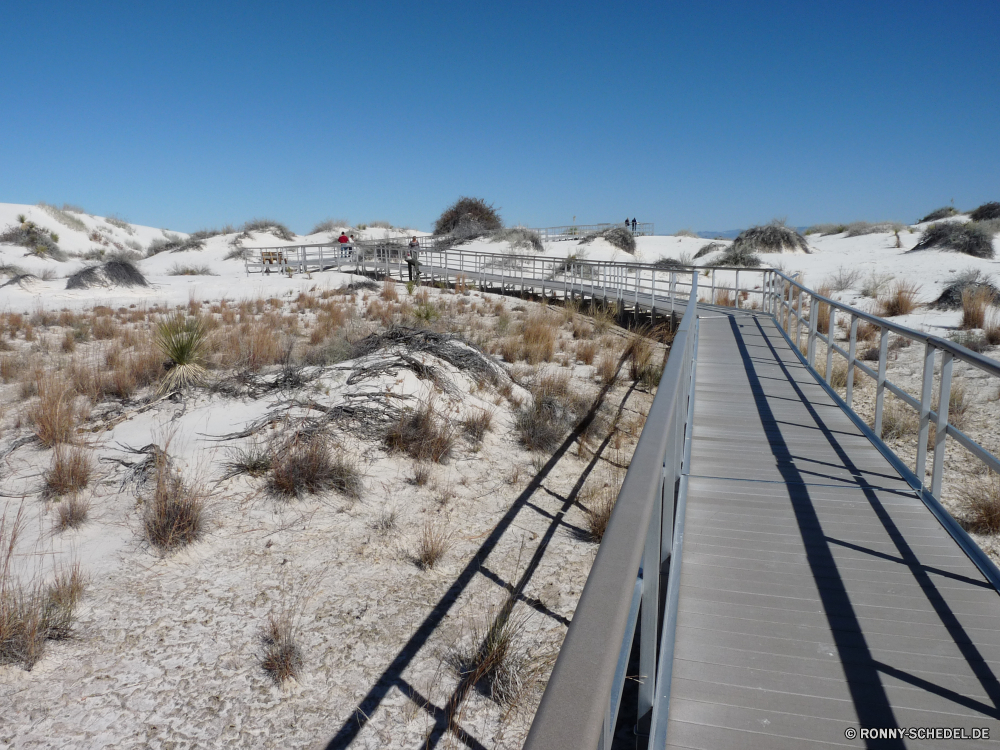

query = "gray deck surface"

[{"left": 666, "top": 311, "right": 1000, "bottom": 749}]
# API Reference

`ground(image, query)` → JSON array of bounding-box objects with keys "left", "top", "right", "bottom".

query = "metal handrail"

[
  {"left": 523, "top": 275, "right": 699, "bottom": 749},
  {"left": 763, "top": 270, "right": 1000, "bottom": 496}
]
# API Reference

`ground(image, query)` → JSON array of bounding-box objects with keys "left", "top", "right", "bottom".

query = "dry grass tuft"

[
  {"left": 520, "top": 313, "right": 557, "bottom": 364},
  {"left": 454, "top": 600, "right": 535, "bottom": 707},
  {"left": 381, "top": 278, "right": 399, "bottom": 302},
  {"left": 878, "top": 280, "right": 921, "bottom": 317},
  {"left": 29, "top": 375, "right": 78, "bottom": 447},
  {"left": 961, "top": 286, "right": 995, "bottom": 330},
  {"left": 878, "top": 398, "right": 918, "bottom": 443},
  {"left": 260, "top": 613, "right": 303, "bottom": 684},
  {"left": 268, "top": 434, "right": 362, "bottom": 499},
  {"left": 55, "top": 495, "right": 90, "bottom": 532},
  {"left": 415, "top": 520, "right": 449, "bottom": 570},
  {"left": 45, "top": 445, "right": 93, "bottom": 498},
  {"left": 624, "top": 333, "right": 654, "bottom": 382},
  {"left": 576, "top": 340, "right": 597, "bottom": 365},
  {"left": 1, "top": 507, "right": 87, "bottom": 669},
  {"left": 515, "top": 372, "right": 591, "bottom": 452},
  {"left": 963, "top": 473, "right": 1000, "bottom": 533},
  {"left": 584, "top": 481, "right": 617, "bottom": 543},
  {"left": 595, "top": 351, "right": 619, "bottom": 386},
  {"left": 462, "top": 407, "right": 494, "bottom": 445},
  {"left": 986, "top": 309, "right": 1000, "bottom": 345},
  {"left": 385, "top": 400, "right": 456, "bottom": 463},
  {"left": 143, "top": 454, "right": 206, "bottom": 552}
]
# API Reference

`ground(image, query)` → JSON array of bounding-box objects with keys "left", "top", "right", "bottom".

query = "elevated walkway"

[{"left": 670, "top": 311, "right": 1000, "bottom": 748}]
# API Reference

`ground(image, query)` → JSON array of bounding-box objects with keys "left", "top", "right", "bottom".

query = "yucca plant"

[{"left": 154, "top": 314, "right": 208, "bottom": 394}]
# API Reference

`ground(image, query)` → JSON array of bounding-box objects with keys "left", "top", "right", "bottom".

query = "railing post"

[
  {"left": 846, "top": 316, "right": 859, "bottom": 408},
  {"left": 915, "top": 342, "right": 937, "bottom": 485},
  {"left": 710, "top": 268, "right": 716, "bottom": 303},
  {"left": 734, "top": 269, "right": 740, "bottom": 309},
  {"left": 931, "top": 350, "right": 953, "bottom": 498},
  {"left": 795, "top": 284, "right": 803, "bottom": 351},
  {"left": 826, "top": 307, "right": 836, "bottom": 384},
  {"left": 874, "top": 328, "right": 889, "bottom": 436},
  {"left": 807, "top": 292, "right": 818, "bottom": 366}
]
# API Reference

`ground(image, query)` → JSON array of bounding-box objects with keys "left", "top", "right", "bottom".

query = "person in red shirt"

[{"left": 338, "top": 232, "right": 350, "bottom": 244}]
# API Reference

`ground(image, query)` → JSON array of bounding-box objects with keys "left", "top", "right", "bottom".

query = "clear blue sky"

[{"left": 3, "top": 0, "right": 998, "bottom": 234}]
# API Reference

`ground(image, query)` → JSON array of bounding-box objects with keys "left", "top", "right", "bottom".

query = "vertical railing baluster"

[
  {"left": 807, "top": 291, "right": 818, "bottom": 366},
  {"left": 915, "top": 343, "right": 937, "bottom": 485},
  {"left": 931, "top": 350, "right": 953, "bottom": 498},
  {"left": 846, "top": 316, "right": 859, "bottom": 408},
  {"left": 826, "top": 307, "right": 836, "bottom": 384},
  {"left": 874, "top": 328, "right": 889, "bottom": 436}
]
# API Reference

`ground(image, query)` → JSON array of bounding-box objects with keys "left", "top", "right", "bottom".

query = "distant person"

[
  {"left": 625, "top": 217, "right": 630, "bottom": 228},
  {"left": 406, "top": 237, "right": 421, "bottom": 281},
  {"left": 338, "top": 232, "right": 350, "bottom": 244},
  {"left": 632, "top": 218, "right": 637, "bottom": 232}
]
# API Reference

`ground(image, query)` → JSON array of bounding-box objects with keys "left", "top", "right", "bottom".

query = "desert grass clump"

[
  {"left": 55, "top": 495, "right": 90, "bottom": 532},
  {"left": 385, "top": 400, "right": 456, "bottom": 463},
  {"left": 143, "top": 455, "right": 205, "bottom": 552},
  {"left": 415, "top": 520, "right": 450, "bottom": 570},
  {"left": 260, "top": 613, "right": 303, "bottom": 684},
  {"left": 962, "top": 472, "right": 1000, "bottom": 533},
  {"left": 168, "top": 264, "right": 215, "bottom": 276},
  {"left": 961, "top": 286, "right": 995, "bottom": 329},
  {"left": 860, "top": 271, "right": 894, "bottom": 299},
  {"left": 29, "top": 375, "right": 78, "bottom": 447},
  {"left": 827, "top": 266, "right": 861, "bottom": 292},
  {"left": 42, "top": 563, "right": 86, "bottom": 640},
  {"left": 520, "top": 313, "right": 557, "bottom": 364},
  {"left": 462, "top": 407, "right": 494, "bottom": 445},
  {"left": 710, "top": 244, "right": 762, "bottom": 268},
  {"left": 879, "top": 398, "right": 918, "bottom": 443},
  {"left": 224, "top": 441, "right": 273, "bottom": 478},
  {"left": 371, "top": 508, "right": 399, "bottom": 535},
  {"left": 238, "top": 218, "right": 294, "bottom": 241},
  {"left": 579, "top": 226, "right": 637, "bottom": 254},
  {"left": 515, "top": 372, "right": 590, "bottom": 452},
  {"left": 583, "top": 479, "right": 618, "bottom": 543},
  {"left": 985, "top": 309, "right": 1000, "bottom": 346},
  {"left": 624, "top": 333, "right": 654, "bottom": 381},
  {"left": 913, "top": 222, "right": 994, "bottom": 258},
  {"left": 844, "top": 221, "right": 905, "bottom": 237},
  {"left": 970, "top": 202, "right": 1000, "bottom": 222},
  {"left": 878, "top": 280, "right": 921, "bottom": 317},
  {"left": 45, "top": 445, "right": 93, "bottom": 498},
  {"left": 155, "top": 314, "right": 208, "bottom": 393},
  {"left": 576, "top": 339, "right": 597, "bottom": 365},
  {"left": 813, "top": 286, "right": 832, "bottom": 334},
  {"left": 453, "top": 601, "right": 534, "bottom": 707},
  {"left": 381, "top": 278, "right": 399, "bottom": 302},
  {"left": 268, "top": 434, "right": 362, "bottom": 500},
  {"left": 932, "top": 269, "right": 998, "bottom": 310},
  {"left": 491, "top": 226, "right": 543, "bottom": 253}
]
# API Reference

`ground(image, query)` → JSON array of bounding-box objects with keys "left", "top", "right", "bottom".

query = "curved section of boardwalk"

[{"left": 668, "top": 311, "right": 1000, "bottom": 749}]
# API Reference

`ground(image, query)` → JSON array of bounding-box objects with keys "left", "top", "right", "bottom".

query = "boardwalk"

[{"left": 668, "top": 310, "right": 1000, "bottom": 748}]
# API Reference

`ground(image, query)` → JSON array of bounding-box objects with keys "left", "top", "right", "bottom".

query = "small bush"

[
  {"left": 913, "top": 222, "right": 994, "bottom": 258},
  {"left": 919, "top": 206, "right": 959, "bottom": 223},
  {"left": 585, "top": 481, "right": 617, "bottom": 543},
  {"left": 949, "top": 331, "right": 989, "bottom": 353},
  {"left": 0, "top": 220, "right": 64, "bottom": 260},
  {"left": 595, "top": 351, "right": 619, "bottom": 387},
  {"left": 37, "top": 202, "right": 87, "bottom": 232},
  {"left": 239, "top": 219, "right": 294, "bottom": 241},
  {"left": 969, "top": 202, "right": 1000, "bottom": 222},
  {"left": 310, "top": 218, "right": 351, "bottom": 234},
  {"left": 804, "top": 223, "right": 847, "bottom": 235},
  {"left": 143, "top": 453, "right": 205, "bottom": 552},
  {"left": 730, "top": 220, "right": 809, "bottom": 254},
  {"left": 45, "top": 445, "right": 93, "bottom": 497},
  {"left": 168, "top": 264, "right": 215, "bottom": 276},
  {"left": 860, "top": 271, "right": 894, "bottom": 298},
  {"left": 385, "top": 400, "right": 456, "bottom": 463},
  {"left": 844, "top": 221, "right": 905, "bottom": 237},
  {"left": 268, "top": 435, "right": 362, "bottom": 499},
  {"left": 371, "top": 508, "right": 398, "bottom": 535},
  {"left": 155, "top": 314, "right": 208, "bottom": 393},
  {"left": 260, "top": 613, "right": 303, "bottom": 684},
  {"left": 827, "top": 266, "right": 861, "bottom": 292},
  {"left": 415, "top": 520, "right": 449, "bottom": 569},
  {"left": 434, "top": 197, "right": 502, "bottom": 236},
  {"left": 579, "top": 226, "right": 636, "bottom": 254},
  {"left": 963, "top": 473, "right": 1000, "bottom": 533},
  {"left": 878, "top": 280, "right": 921, "bottom": 317},
  {"left": 710, "top": 245, "right": 761, "bottom": 268},
  {"left": 521, "top": 313, "right": 557, "bottom": 364},
  {"left": 932, "top": 269, "right": 997, "bottom": 309},
  {"left": 491, "top": 226, "right": 543, "bottom": 253},
  {"left": 624, "top": 334, "right": 653, "bottom": 381},
  {"left": 961, "top": 286, "right": 994, "bottom": 329},
  {"left": 66, "top": 260, "right": 147, "bottom": 289}
]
